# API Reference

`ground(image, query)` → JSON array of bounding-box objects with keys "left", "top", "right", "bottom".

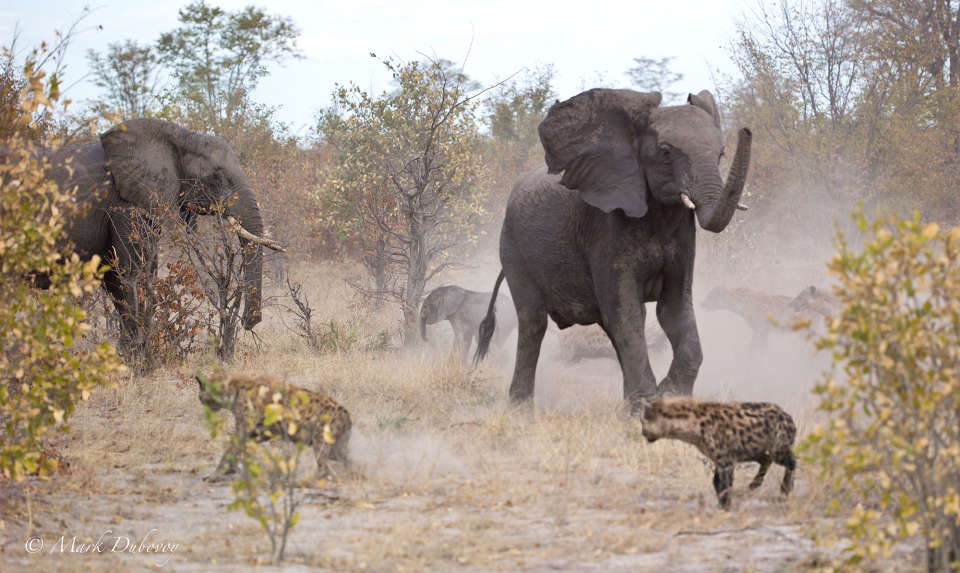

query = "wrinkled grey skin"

[
  {"left": 475, "top": 89, "right": 751, "bottom": 411},
  {"left": 420, "top": 285, "right": 516, "bottom": 362},
  {"left": 48, "top": 118, "right": 265, "bottom": 350}
]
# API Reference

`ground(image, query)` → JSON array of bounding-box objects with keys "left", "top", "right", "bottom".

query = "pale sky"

[{"left": 3, "top": 0, "right": 750, "bottom": 137}]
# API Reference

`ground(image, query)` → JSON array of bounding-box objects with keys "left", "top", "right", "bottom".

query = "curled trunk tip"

[{"left": 697, "top": 127, "right": 752, "bottom": 233}]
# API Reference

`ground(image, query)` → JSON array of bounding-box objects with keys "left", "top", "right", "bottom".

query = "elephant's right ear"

[
  {"left": 437, "top": 286, "right": 468, "bottom": 319},
  {"left": 538, "top": 89, "right": 662, "bottom": 218},
  {"left": 100, "top": 119, "right": 180, "bottom": 210}
]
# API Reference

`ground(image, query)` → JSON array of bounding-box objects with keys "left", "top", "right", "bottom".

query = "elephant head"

[
  {"left": 100, "top": 118, "right": 267, "bottom": 329},
  {"left": 538, "top": 88, "right": 751, "bottom": 232},
  {"left": 419, "top": 286, "right": 467, "bottom": 341}
]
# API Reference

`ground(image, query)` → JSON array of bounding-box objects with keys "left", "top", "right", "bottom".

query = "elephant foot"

[
  {"left": 508, "top": 384, "right": 535, "bottom": 404},
  {"left": 657, "top": 378, "right": 693, "bottom": 397}
]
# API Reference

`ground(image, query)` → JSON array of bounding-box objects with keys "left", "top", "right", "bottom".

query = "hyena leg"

[
  {"left": 205, "top": 440, "right": 242, "bottom": 482},
  {"left": 313, "top": 436, "right": 351, "bottom": 481},
  {"left": 776, "top": 449, "right": 796, "bottom": 497},
  {"left": 713, "top": 463, "right": 735, "bottom": 510},
  {"left": 331, "top": 428, "right": 351, "bottom": 464},
  {"left": 312, "top": 440, "right": 334, "bottom": 478},
  {"left": 749, "top": 456, "right": 772, "bottom": 490}
]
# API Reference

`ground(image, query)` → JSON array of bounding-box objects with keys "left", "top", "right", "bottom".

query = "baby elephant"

[
  {"left": 197, "top": 372, "right": 352, "bottom": 482},
  {"left": 640, "top": 397, "right": 796, "bottom": 509},
  {"left": 420, "top": 285, "right": 516, "bottom": 362}
]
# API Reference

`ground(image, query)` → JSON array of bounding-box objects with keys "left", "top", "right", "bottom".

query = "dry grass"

[{"left": 0, "top": 262, "right": 925, "bottom": 571}]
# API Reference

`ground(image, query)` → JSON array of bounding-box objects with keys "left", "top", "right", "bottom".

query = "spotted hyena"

[
  {"left": 640, "top": 397, "right": 796, "bottom": 509},
  {"left": 197, "top": 372, "right": 352, "bottom": 482}
]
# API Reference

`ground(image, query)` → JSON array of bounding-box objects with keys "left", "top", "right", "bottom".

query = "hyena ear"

[
  {"left": 636, "top": 397, "right": 655, "bottom": 417},
  {"left": 195, "top": 371, "right": 211, "bottom": 393}
]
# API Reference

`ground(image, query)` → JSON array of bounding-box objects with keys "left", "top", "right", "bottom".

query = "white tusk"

[
  {"left": 227, "top": 216, "right": 287, "bottom": 252},
  {"left": 680, "top": 193, "right": 696, "bottom": 210},
  {"left": 737, "top": 203, "right": 749, "bottom": 211}
]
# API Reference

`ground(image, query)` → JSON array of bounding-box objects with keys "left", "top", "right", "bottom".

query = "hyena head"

[
  {"left": 640, "top": 398, "right": 699, "bottom": 443},
  {"left": 196, "top": 371, "right": 227, "bottom": 411}
]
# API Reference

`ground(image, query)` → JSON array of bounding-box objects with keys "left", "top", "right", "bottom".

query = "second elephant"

[{"left": 420, "top": 285, "right": 516, "bottom": 362}]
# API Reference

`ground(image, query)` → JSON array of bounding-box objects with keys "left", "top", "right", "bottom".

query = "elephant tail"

[{"left": 473, "top": 270, "right": 505, "bottom": 366}]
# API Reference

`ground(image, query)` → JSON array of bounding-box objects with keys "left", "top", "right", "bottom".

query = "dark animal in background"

[
  {"left": 475, "top": 88, "right": 752, "bottom": 411},
  {"left": 46, "top": 118, "right": 280, "bottom": 352},
  {"left": 702, "top": 284, "right": 840, "bottom": 349},
  {"left": 788, "top": 285, "right": 839, "bottom": 319},
  {"left": 555, "top": 323, "right": 670, "bottom": 363},
  {"left": 420, "top": 285, "right": 516, "bottom": 362},
  {"left": 640, "top": 397, "right": 796, "bottom": 509}
]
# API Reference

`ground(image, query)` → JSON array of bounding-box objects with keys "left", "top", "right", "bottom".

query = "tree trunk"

[
  {"left": 402, "top": 204, "right": 428, "bottom": 347},
  {"left": 365, "top": 237, "right": 389, "bottom": 310}
]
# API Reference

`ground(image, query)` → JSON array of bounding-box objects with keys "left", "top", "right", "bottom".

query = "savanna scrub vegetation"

[{"left": 1, "top": 0, "right": 959, "bottom": 570}]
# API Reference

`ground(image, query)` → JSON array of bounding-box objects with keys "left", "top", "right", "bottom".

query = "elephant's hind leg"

[{"left": 506, "top": 275, "right": 547, "bottom": 404}]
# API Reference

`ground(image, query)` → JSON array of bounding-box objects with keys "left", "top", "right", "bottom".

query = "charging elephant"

[
  {"left": 420, "top": 285, "right": 516, "bottom": 362},
  {"left": 48, "top": 118, "right": 279, "bottom": 351},
  {"left": 475, "top": 88, "right": 751, "bottom": 411}
]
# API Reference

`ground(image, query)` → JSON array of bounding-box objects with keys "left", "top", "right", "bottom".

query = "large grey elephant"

[
  {"left": 475, "top": 88, "right": 751, "bottom": 410},
  {"left": 420, "top": 285, "right": 516, "bottom": 362},
  {"left": 47, "top": 118, "right": 278, "bottom": 350}
]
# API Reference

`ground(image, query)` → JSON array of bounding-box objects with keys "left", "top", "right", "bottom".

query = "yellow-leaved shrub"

[
  {"left": 0, "top": 54, "right": 121, "bottom": 480},
  {"left": 803, "top": 208, "right": 959, "bottom": 571}
]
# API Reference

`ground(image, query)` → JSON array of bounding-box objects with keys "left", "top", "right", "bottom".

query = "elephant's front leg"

[
  {"left": 655, "top": 285, "right": 703, "bottom": 396},
  {"left": 451, "top": 319, "right": 473, "bottom": 364},
  {"left": 597, "top": 279, "right": 658, "bottom": 410},
  {"left": 105, "top": 211, "right": 158, "bottom": 356}
]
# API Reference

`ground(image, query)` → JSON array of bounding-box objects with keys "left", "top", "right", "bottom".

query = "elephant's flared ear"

[
  {"left": 100, "top": 119, "right": 180, "bottom": 210},
  {"left": 430, "top": 286, "right": 468, "bottom": 320},
  {"left": 687, "top": 90, "right": 722, "bottom": 130},
  {"left": 538, "top": 89, "right": 662, "bottom": 218}
]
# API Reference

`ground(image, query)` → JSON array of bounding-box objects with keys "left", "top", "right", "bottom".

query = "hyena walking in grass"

[{"left": 640, "top": 397, "right": 796, "bottom": 509}]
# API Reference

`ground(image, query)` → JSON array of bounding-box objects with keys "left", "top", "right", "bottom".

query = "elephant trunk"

[
  {"left": 420, "top": 310, "right": 429, "bottom": 341},
  {"left": 225, "top": 179, "right": 265, "bottom": 330},
  {"left": 693, "top": 128, "right": 752, "bottom": 233}
]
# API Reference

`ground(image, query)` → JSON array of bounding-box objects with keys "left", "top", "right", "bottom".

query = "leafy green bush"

[
  {"left": 803, "top": 209, "right": 959, "bottom": 571},
  {"left": 0, "top": 57, "right": 121, "bottom": 480}
]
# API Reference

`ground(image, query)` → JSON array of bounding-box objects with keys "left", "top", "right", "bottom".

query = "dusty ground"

[{"left": 0, "top": 263, "right": 925, "bottom": 571}]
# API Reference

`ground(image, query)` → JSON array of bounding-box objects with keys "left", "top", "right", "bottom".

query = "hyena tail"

[{"left": 473, "top": 270, "right": 505, "bottom": 366}]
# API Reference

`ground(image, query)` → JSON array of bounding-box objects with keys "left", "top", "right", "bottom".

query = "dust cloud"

[{"left": 420, "top": 176, "right": 863, "bottom": 421}]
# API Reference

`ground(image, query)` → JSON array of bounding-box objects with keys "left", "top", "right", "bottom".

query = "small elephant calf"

[
  {"left": 640, "top": 397, "right": 796, "bottom": 509},
  {"left": 420, "top": 285, "right": 516, "bottom": 362}
]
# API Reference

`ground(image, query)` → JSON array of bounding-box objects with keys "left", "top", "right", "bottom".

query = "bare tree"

[
  {"left": 86, "top": 40, "right": 163, "bottom": 118},
  {"left": 625, "top": 56, "right": 684, "bottom": 102},
  {"left": 318, "top": 57, "right": 489, "bottom": 344}
]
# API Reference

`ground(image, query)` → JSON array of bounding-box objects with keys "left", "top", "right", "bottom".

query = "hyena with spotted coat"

[
  {"left": 197, "top": 373, "right": 352, "bottom": 482},
  {"left": 640, "top": 397, "right": 796, "bottom": 509}
]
